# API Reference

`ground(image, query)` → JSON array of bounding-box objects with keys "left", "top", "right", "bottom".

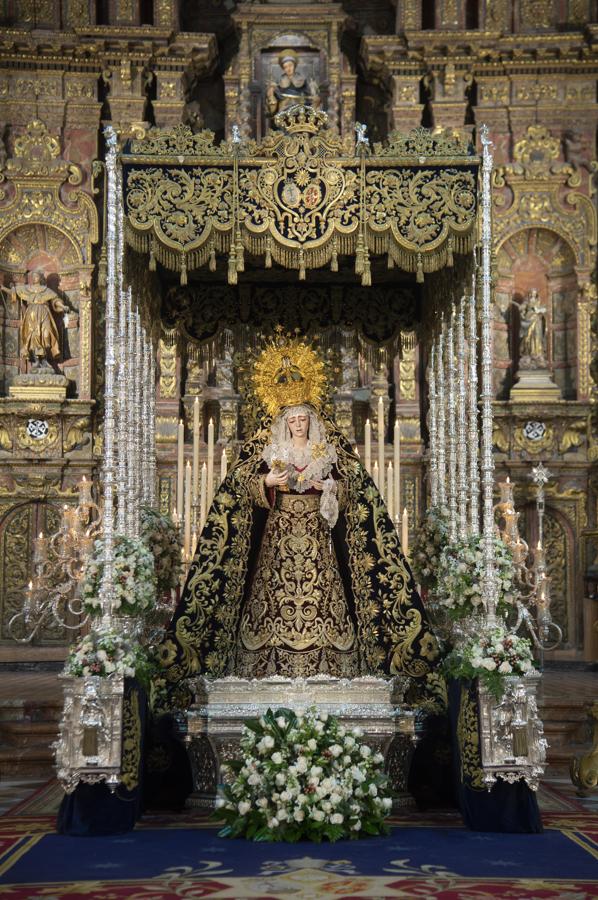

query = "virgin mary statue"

[{"left": 159, "top": 336, "right": 438, "bottom": 685}]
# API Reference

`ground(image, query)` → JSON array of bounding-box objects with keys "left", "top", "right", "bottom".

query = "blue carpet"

[{"left": 2, "top": 825, "right": 597, "bottom": 883}]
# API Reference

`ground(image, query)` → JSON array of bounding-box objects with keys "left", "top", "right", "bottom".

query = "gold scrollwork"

[
  {"left": 16, "top": 420, "right": 59, "bottom": 452},
  {"left": 513, "top": 423, "right": 555, "bottom": 455}
]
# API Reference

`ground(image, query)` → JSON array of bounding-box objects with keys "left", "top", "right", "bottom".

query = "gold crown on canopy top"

[{"left": 253, "top": 330, "right": 326, "bottom": 418}]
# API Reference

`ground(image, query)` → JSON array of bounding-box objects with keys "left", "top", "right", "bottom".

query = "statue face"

[
  {"left": 282, "top": 59, "right": 296, "bottom": 77},
  {"left": 31, "top": 271, "right": 41, "bottom": 285},
  {"left": 286, "top": 413, "right": 309, "bottom": 440}
]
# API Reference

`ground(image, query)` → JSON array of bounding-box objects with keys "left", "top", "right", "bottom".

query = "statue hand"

[{"left": 265, "top": 469, "right": 288, "bottom": 488}]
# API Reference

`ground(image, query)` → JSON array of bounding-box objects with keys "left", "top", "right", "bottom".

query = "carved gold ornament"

[
  {"left": 122, "top": 108, "right": 478, "bottom": 284},
  {"left": 252, "top": 333, "right": 327, "bottom": 417}
]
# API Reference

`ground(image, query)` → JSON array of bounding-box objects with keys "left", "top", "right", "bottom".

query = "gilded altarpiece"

[
  {"left": 490, "top": 123, "right": 597, "bottom": 659},
  {"left": 0, "top": 120, "right": 99, "bottom": 656}
]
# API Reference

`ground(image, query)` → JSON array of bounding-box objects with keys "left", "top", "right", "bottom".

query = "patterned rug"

[{"left": 0, "top": 782, "right": 597, "bottom": 899}]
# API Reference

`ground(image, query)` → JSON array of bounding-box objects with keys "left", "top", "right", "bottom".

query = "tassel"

[
  {"left": 355, "top": 233, "right": 364, "bottom": 276},
  {"left": 228, "top": 247, "right": 238, "bottom": 285},
  {"left": 149, "top": 244, "right": 156, "bottom": 272},
  {"left": 330, "top": 238, "right": 338, "bottom": 272},
  {"left": 361, "top": 251, "right": 371, "bottom": 287},
  {"left": 236, "top": 232, "right": 244, "bottom": 272},
  {"left": 298, "top": 248, "right": 306, "bottom": 281},
  {"left": 387, "top": 254, "right": 394, "bottom": 270},
  {"left": 209, "top": 244, "right": 216, "bottom": 272},
  {"left": 98, "top": 246, "right": 107, "bottom": 289},
  {"left": 180, "top": 253, "right": 187, "bottom": 286},
  {"left": 447, "top": 236, "right": 454, "bottom": 267},
  {"left": 416, "top": 253, "right": 424, "bottom": 283}
]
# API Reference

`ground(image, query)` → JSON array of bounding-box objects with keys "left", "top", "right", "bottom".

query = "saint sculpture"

[
  {"left": 266, "top": 49, "right": 321, "bottom": 120},
  {"left": 518, "top": 289, "right": 547, "bottom": 367},
  {"left": 1, "top": 270, "right": 65, "bottom": 369},
  {"left": 159, "top": 334, "right": 438, "bottom": 685}
]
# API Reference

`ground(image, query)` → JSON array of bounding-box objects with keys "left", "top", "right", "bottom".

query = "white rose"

[
  {"left": 330, "top": 813, "right": 343, "bottom": 824},
  {"left": 344, "top": 736, "right": 356, "bottom": 749},
  {"left": 314, "top": 722, "right": 324, "bottom": 733},
  {"left": 368, "top": 783, "right": 378, "bottom": 797},
  {"left": 343, "top": 755, "right": 351, "bottom": 765},
  {"left": 307, "top": 739, "right": 317, "bottom": 751},
  {"left": 268, "top": 817, "right": 279, "bottom": 828},
  {"left": 271, "top": 752, "right": 283, "bottom": 765},
  {"left": 312, "top": 809, "right": 325, "bottom": 822},
  {"left": 351, "top": 766, "right": 366, "bottom": 783},
  {"left": 471, "top": 657, "right": 484, "bottom": 669},
  {"left": 329, "top": 744, "right": 343, "bottom": 758},
  {"left": 293, "top": 808, "right": 305, "bottom": 822},
  {"left": 248, "top": 773, "right": 261, "bottom": 786},
  {"left": 373, "top": 752, "right": 384, "bottom": 764},
  {"left": 360, "top": 745, "right": 372, "bottom": 758},
  {"left": 263, "top": 735, "right": 275, "bottom": 749},
  {"left": 482, "top": 658, "right": 497, "bottom": 671},
  {"left": 296, "top": 756, "right": 308, "bottom": 773},
  {"left": 498, "top": 661, "right": 512, "bottom": 674},
  {"left": 382, "top": 797, "right": 392, "bottom": 809},
  {"left": 257, "top": 797, "right": 268, "bottom": 808},
  {"left": 277, "top": 808, "right": 288, "bottom": 821},
  {"left": 280, "top": 790, "right": 291, "bottom": 802},
  {"left": 238, "top": 800, "right": 251, "bottom": 815},
  {"left": 310, "top": 765, "right": 322, "bottom": 777},
  {"left": 330, "top": 792, "right": 341, "bottom": 806},
  {"left": 322, "top": 801, "right": 332, "bottom": 813},
  {"left": 352, "top": 820, "right": 362, "bottom": 831},
  {"left": 276, "top": 716, "right": 287, "bottom": 729},
  {"left": 320, "top": 713, "right": 329, "bottom": 722}
]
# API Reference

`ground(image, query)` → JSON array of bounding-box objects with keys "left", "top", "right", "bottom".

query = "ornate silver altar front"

[
  {"left": 184, "top": 676, "right": 422, "bottom": 809},
  {"left": 478, "top": 673, "right": 547, "bottom": 790},
  {"left": 55, "top": 675, "right": 125, "bottom": 794}
]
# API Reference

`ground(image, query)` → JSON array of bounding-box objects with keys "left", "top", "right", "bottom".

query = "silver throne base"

[{"left": 183, "top": 675, "right": 423, "bottom": 810}]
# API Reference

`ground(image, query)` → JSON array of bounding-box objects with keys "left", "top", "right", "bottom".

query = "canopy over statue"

[{"left": 159, "top": 333, "right": 438, "bottom": 685}]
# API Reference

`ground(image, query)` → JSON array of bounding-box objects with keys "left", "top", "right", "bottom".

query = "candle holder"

[
  {"left": 11, "top": 478, "right": 103, "bottom": 643},
  {"left": 494, "top": 469, "right": 562, "bottom": 652}
]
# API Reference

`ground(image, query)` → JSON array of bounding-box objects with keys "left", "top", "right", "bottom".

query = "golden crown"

[{"left": 253, "top": 331, "right": 327, "bottom": 418}]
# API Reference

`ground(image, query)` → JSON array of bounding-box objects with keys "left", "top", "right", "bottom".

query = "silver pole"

[
  {"left": 468, "top": 266, "right": 480, "bottom": 534},
  {"left": 446, "top": 306, "right": 457, "bottom": 541},
  {"left": 436, "top": 322, "right": 447, "bottom": 508},
  {"left": 99, "top": 127, "right": 118, "bottom": 625},
  {"left": 428, "top": 343, "right": 438, "bottom": 506},
  {"left": 456, "top": 298, "right": 468, "bottom": 539},
  {"left": 480, "top": 124, "right": 497, "bottom": 624}
]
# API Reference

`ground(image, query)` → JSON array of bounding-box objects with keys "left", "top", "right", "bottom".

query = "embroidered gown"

[{"left": 235, "top": 466, "right": 358, "bottom": 678}]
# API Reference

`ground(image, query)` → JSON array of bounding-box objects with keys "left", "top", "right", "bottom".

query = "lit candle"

[
  {"left": 387, "top": 461, "right": 394, "bottom": 521},
  {"left": 200, "top": 462, "right": 207, "bottom": 532},
  {"left": 373, "top": 460, "right": 379, "bottom": 488},
  {"left": 177, "top": 418, "right": 184, "bottom": 523},
  {"left": 184, "top": 461, "right": 192, "bottom": 561},
  {"left": 378, "top": 396, "right": 385, "bottom": 500},
  {"left": 172, "top": 506, "right": 179, "bottom": 526},
  {"left": 207, "top": 418, "right": 214, "bottom": 509},
  {"left": 393, "top": 419, "right": 400, "bottom": 516},
  {"left": 220, "top": 448, "right": 227, "bottom": 483},
  {"left": 34, "top": 531, "right": 48, "bottom": 564},
  {"left": 364, "top": 419, "right": 371, "bottom": 475},
  {"left": 78, "top": 475, "right": 92, "bottom": 507},
  {"left": 401, "top": 506, "right": 409, "bottom": 555},
  {"left": 192, "top": 397, "right": 200, "bottom": 503}
]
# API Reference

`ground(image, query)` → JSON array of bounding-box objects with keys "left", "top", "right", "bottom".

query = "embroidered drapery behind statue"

[{"left": 159, "top": 409, "right": 438, "bottom": 684}]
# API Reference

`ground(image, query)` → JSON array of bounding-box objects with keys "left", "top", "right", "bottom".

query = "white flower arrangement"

[
  {"left": 81, "top": 535, "right": 157, "bottom": 617},
  {"left": 411, "top": 506, "right": 450, "bottom": 596},
  {"left": 443, "top": 626, "right": 537, "bottom": 698},
  {"left": 140, "top": 506, "right": 182, "bottom": 595},
  {"left": 436, "top": 534, "right": 517, "bottom": 620},
  {"left": 64, "top": 630, "right": 150, "bottom": 680},
  {"left": 217, "top": 707, "right": 392, "bottom": 843}
]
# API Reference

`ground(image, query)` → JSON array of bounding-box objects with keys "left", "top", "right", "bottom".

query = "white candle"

[
  {"left": 393, "top": 419, "right": 401, "bottom": 516},
  {"left": 200, "top": 462, "right": 207, "bottom": 532},
  {"left": 192, "top": 397, "right": 200, "bottom": 502},
  {"left": 378, "top": 396, "right": 385, "bottom": 500},
  {"left": 184, "top": 460, "right": 191, "bottom": 561},
  {"left": 373, "top": 460, "right": 379, "bottom": 488},
  {"left": 221, "top": 448, "right": 227, "bottom": 483},
  {"left": 387, "top": 461, "right": 394, "bottom": 521},
  {"left": 207, "top": 417, "right": 214, "bottom": 509},
  {"left": 176, "top": 418, "right": 184, "bottom": 523},
  {"left": 401, "top": 507, "right": 409, "bottom": 556},
  {"left": 364, "top": 418, "right": 371, "bottom": 475}
]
